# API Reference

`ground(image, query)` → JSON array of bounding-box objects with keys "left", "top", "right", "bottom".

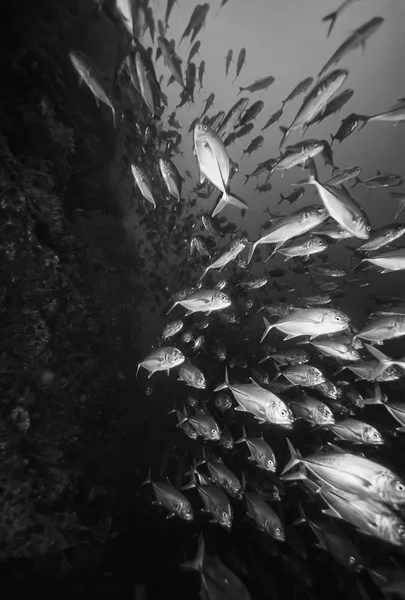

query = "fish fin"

[
  {"left": 234, "top": 406, "right": 248, "bottom": 412},
  {"left": 279, "top": 125, "right": 290, "bottom": 148},
  {"left": 180, "top": 535, "right": 204, "bottom": 572},
  {"left": 280, "top": 470, "right": 307, "bottom": 483},
  {"left": 260, "top": 316, "right": 274, "bottom": 343},
  {"left": 321, "top": 10, "right": 338, "bottom": 38},
  {"left": 322, "top": 507, "right": 343, "bottom": 519},
  {"left": 166, "top": 512, "right": 175, "bottom": 519},
  {"left": 327, "top": 442, "right": 345, "bottom": 453},
  {"left": 350, "top": 177, "right": 361, "bottom": 189},
  {"left": 292, "top": 502, "right": 307, "bottom": 527},
  {"left": 394, "top": 200, "right": 405, "bottom": 220},
  {"left": 281, "top": 438, "right": 302, "bottom": 475},
  {"left": 166, "top": 301, "right": 178, "bottom": 315},
  {"left": 247, "top": 241, "right": 258, "bottom": 264},
  {"left": 283, "top": 334, "right": 298, "bottom": 341},
  {"left": 213, "top": 365, "right": 230, "bottom": 392},
  {"left": 141, "top": 466, "right": 152, "bottom": 487}
]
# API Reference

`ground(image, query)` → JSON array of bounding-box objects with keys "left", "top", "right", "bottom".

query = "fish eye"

[
  {"left": 395, "top": 482, "right": 405, "bottom": 492},
  {"left": 348, "top": 556, "right": 357, "bottom": 565},
  {"left": 280, "top": 409, "right": 287, "bottom": 417},
  {"left": 222, "top": 511, "right": 228, "bottom": 518},
  {"left": 203, "top": 125, "right": 208, "bottom": 131},
  {"left": 275, "top": 527, "right": 281, "bottom": 535},
  {"left": 366, "top": 225, "right": 371, "bottom": 231}
]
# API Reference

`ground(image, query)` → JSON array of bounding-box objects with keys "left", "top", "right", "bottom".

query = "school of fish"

[{"left": 70, "top": 0, "right": 405, "bottom": 598}]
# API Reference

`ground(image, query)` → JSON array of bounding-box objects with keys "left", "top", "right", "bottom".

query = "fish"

[
  {"left": 282, "top": 439, "right": 405, "bottom": 504},
  {"left": 178, "top": 363, "right": 206, "bottom": 389},
  {"left": 224, "top": 49, "right": 233, "bottom": 77},
  {"left": 318, "top": 17, "right": 384, "bottom": 78},
  {"left": 69, "top": 50, "right": 116, "bottom": 127},
  {"left": 198, "top": 60, "right": 205, "bottom": 89},
  {"left": 159, "top": 157, "right": 183, "bottom": 201},
  {"left": 262, "top": 108, "right": 284, "bottom": 131},
  {"left": 131, "top": 164, "right": 157, "bottom": 208},
  {"left": 359, "top": 248, "right": 405, "bottom": 274},
  {"left": 306, "top": 89, "right": 354, "bottom": 128},
  {"left": 330, "top": 113, "right": 359, "bottom": 145},
  {"left": 289, "top": 394, "right": 335, "bottom": 426},
  {"left": 236, "top": 100, "right": 264, "bottom": 128},
  {"left": 329, "top": 418, "right": 384, "bottom": 445},
  {"left": 188, "top": 467, "right": 233, "bottom": 529},
  {"left": 321, "top": 0, "right": 362, "bottom": 38},
  {"left": 214, "top": 366, "right": 294, "bottom": 428},
  {"left": 167, "top": 289, "right": 232, "bottom": 316},
  {"left": 199, "top": 237, "right": 247, "bottom": 280},
  {"left": 278, "top": 187, "right": 306, "bottom": 205},
  {"left": 137, "top": 347, "right": 185, "bottom": 377},
  {"left": 165, "top": 0, "right": 178, "bottom": 28},
  {"left": 351, "top": 172, "right": 403, "bottom": 190},
  {"left": 233, "top": 48, "right": 246, "bottom": 82},
  {"left": 201, "top": 93, "right": 215, "bottom": 117},
  {"left": 356, "top": 99, "right": 405, "bottom": 128},
  {"left": 281, "top": 76, "right": 314, "bottom": 107},
  {"left": 280, "top": 70, "right": 348, "bottom": 147},
  {"left": 180, "top": 535, "right": 252, "bottom": 599},
  {"left": 296, "top": 167, "right": 371, "bottom": 240},
  {"left": 325, "top": 166, "right": 362, "bottom": 186},
  {"left": 244, "top": 489, "right": 285, "bottom": 540},
  {"left": 238, "top": 75, "right": 275, "bottom": 95},
  {"left": 141, "top": 467, "right": 193, "bottom": 520},
  {"left": 261, "top": 308, "right": 350, "bottom": 343},
  {"left": 242, "top": 136, "right": 264, "bottom": 158},
  {"left": 187, "top": 41, "right": 201, "bottom": 64},
  {"left": 248, "top": 205, "right": 328, "bottom": 264},
  {"left": 270, "top": 235, "right": 328, "bottom": 262},
  {"left": 354, "top": 224, "right": 405, "bottom": 252},
  {"left": 194, "top": 123, "right": 248, "bottom": 217}
]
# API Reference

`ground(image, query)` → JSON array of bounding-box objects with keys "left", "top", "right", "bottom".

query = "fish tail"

[
  {"left": 357, "top": 115, "right": 370, "bottom": 131},
  {"left": 260, "top": 316, "right": 274, "bottom": 344},
  {"left": 291, "top": 502, "right": 307, "bottom": 527},
  {"left": 213, "top": 190, "right": 247, "bottom": 218},
  {"left": 330, "top": 134, "right": 335, "bottom": 146},
  {"left": 214, "top": 365, "right": 230, "bottom": 392},
  {"left": 140, "top": 466, "right": 152, "bottom": 487},
  {"left": 166, "top": 300, "right": 178, "bottom": 315},
  {"left": 279, "top": 125, "right": 290, "bottom": 148},
  {"left": 278, "top": 193, "right": 285, "bottom": 205},
  {"left": 364, "top": 343, "right": 392, "bottom": 380},
  {"left": 235, "top": 425, "right": 247, "bottom": 445},
  {"left": 136, "top": 363, "right": 141, "bottom": 377},
  {"left": 237, "top": 87, "right": 244, "bottom": 96},
  {"left": 195, "top": 447, "right": 207, "bottom": 467},
  {"left": 350, "top": 177, "right": 361, "bottom": 189},
  {"left": 321, "top": 11, "right": 338, "bottom": 38},
  {"left": 281, "top": 439, "right": 302, "bottom": 476},
  {"left": 272, "top": 360, "right": 281, "bottom": 381},
  {"left": 180, "top": 535, "right": 205, "bottom": 571},
  {"left": 247, "top": 241, "right": 258, "bottom": 264},
  {"left": 394, "top": 199, "right": 405, "bottom": 220}
]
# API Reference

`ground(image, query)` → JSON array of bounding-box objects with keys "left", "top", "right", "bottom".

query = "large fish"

[
  {"left": 279, "top": 70, "right": 348, "bottom": 147},
  {"left": 248, "top": 205, "right": 328, "bottom": 263},
  {"left": 297, "top": 170, "right": 371, "bottom": 240},
  {"left": 282, "top": 439, "right": 405, "bottom": 505},
  {"left": 318, "top": 17, "right": 384, "bottom": 77},
  {"left": 261, "top": 308, "right": 350, "bottom": 342},
  {"left": 194, "top": 123, "right": 248, "bottom": 217}
]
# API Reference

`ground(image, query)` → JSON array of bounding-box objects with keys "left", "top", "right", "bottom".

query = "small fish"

[
  {"left": 351, "top": 172, "right": 403, "bottom": 190},
  {"left": 141, "top": 467, "right": 193, "bottom": 521},
  {"left": 69, "top": 50, "right": 116, "bottom": 127},
  {"left": 255, "top": 183, "right": 273, "bottom": 194},
  {"left": 217, "top": 97, "right": 249, "bottom": 138},
  {"left": 331, "top": 113, "right": 359, "bottom": 145},
  {"left": 262, "top": 108, "right": 284, "bottom": 131},
  {"left": 137, "top": 347, "right": 185, "bottom": 378},
  {"left": 238, "top": 75, "right": 275, "bottom": 95},
  {"left": 224, "top": 49, "right": 233, "bottom": 77},
  {"left": 159, "top": 157, "right": 183, "bottom": 201},
  {"left": 261, "top": 308, "right": 350, "bottom": 343},
  {"left": 280, "top": 70, "right": 348, "bottom": 147},
  {"left": 178, "top": 363, "right": 206, "bottom": 389},
  {"left": 242, "top": 136, "right": 264, "bottom": 158},
  {"left": 318, "top": 17, "right": 384, "bottom": 78},
  {"left": 233, "top": 48, "right": 246, "bottom": 82},
  {"left": 237, "top": 100, "right": 264, "bottom": 128},
  {"left": 278, "top": 187, "right": 306, "bottom": 206},
  {"left": 326, "top": 166, "right": 362, "bottom": 186},
  {"left": 187, "top": 41, "right": 201, "bottom": 63},
  {"left": 201, "top": 93, "right": 215, "bottom": 117},
  {"left": 198, "top": 60, "right": 205, "bottom": 89},
  {"left": 290, "top": 394, "right": 335, "bottom": 426},
  {"left": 162, "top": 319, "right": 184, "bottom": 340},
  {"left": 236, "top": 426, "right": 277, "bottom": 472},
  {"left": 131, "top": 164, "right": 157, "bottom": 208},
  {"left": 165, "top": 0, "right": 178, "bottom": 28},
  {"left": 329, "top": 418, "right": 384, "bottom": 445},
  {"left": 281, "top": 76, "right": 314, "bottom": 107}
]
